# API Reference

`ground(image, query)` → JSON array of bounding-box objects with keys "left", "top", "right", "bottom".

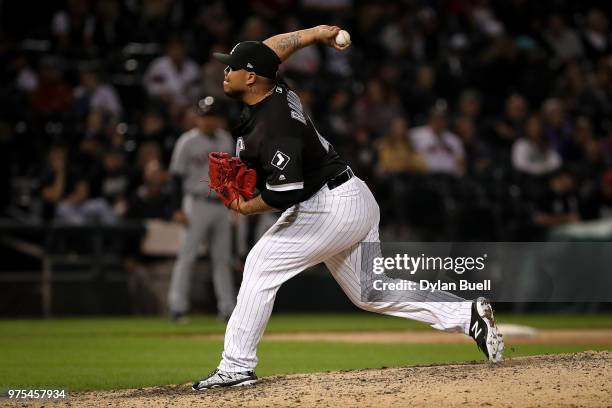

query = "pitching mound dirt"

[{"left": 17, "top": 351, "right": 610, "bottom": 407}]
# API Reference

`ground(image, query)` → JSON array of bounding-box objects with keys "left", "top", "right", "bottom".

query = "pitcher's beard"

[{"left": 223, "top": 88, "right": 243, "bottom": 100}]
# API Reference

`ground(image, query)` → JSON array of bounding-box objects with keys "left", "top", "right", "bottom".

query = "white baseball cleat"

[
  {"left": 192, "top": 368, "right": 258, "bottom": 390},
  {"left": 469, "top": 297, "right": 504, "bottom": 362}
]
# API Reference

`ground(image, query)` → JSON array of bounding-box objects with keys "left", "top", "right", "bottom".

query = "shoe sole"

[
  {"left": 478, "top": 298, "right": 504, "bottom": 363},
  {"left": 192, "top": 379, "right": 258, "bottom": 391}
]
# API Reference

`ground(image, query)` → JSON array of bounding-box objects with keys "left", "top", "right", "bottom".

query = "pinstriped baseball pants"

[{"left": 218, "top": 177, "right": 473, "bottom": 372}]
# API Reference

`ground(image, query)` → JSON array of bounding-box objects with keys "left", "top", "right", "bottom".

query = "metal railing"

[{"left": 0, "top": 220, "right": 144, "bottom": 317}]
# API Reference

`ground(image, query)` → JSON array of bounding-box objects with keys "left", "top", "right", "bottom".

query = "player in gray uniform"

[{"left": 168, "top": 97, "right": 236, "bottom": 322}]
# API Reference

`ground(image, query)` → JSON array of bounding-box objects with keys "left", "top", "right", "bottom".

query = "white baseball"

[{"left": 335, "top": 30, "right": 351, "bottom": 47}]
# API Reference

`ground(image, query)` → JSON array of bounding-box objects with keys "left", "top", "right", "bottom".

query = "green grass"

[
  {"left": 0, "top": 313, "right": 610, "bottom": 391},
  {"left": 2, "top": 313, "right": 611, "bottom": 336}
]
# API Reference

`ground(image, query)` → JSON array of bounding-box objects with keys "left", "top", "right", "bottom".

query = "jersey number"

[
  {"left": 287, "top": 90, "right": 332, "bottom": 153},
  {"left": 309, "top": 115, "right": 331, "bottom": 153}
]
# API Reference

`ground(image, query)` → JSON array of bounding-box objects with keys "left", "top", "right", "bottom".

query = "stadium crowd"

[{"left": 1, "top": 0, "right": 612, "bottom": 241}]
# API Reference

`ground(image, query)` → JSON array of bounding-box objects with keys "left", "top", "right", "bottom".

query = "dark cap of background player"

[
  {"left": 195, "top": 96, "right": 225, "bottom": 117},
  {"left": 213, "top": 41, "right": 281, "bottom": 79}
]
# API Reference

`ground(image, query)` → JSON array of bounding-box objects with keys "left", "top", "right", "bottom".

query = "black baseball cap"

[{"left": 213, "top": 41, "right": 281, "bottom": 79}]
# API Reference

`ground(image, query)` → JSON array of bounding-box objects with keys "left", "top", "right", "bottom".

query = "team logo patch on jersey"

[{"left": 271, "top": 151, "right": 290, "bottom": 170}]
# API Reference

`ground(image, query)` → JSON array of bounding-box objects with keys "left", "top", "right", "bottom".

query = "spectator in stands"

[
  {"left": 512, "top": 114, "right": 562, "bottom": 177},
  {"left": 436, "top": 32, "right": 473, "bottom": 99},
  {"left": 319, "top": 88, "right": 353, "bottom": 145},
  {"left": 410, "top": 104, "right": 465, "bottom": 177},
  {"left": 0, "top": 51, "right": 36, "bottom": 130},
  {"left": 542, "top": 98, "right": 579, "bottom": 162},
  {"left": 143, "top": 37, "right": 200, "bottom": 109},
  {"left": 54, "top": 178, "right": 117, "bottom": 224},
  {"left": 532, "top": 170, "right": 581, "bottom": 228},
  {"left": 573, "top": 118, "right": 606, "bottom": 182},
  {"left": 30, "top": 56, "right": 73, "bottom": 117},
  {"left": 137, "top": 109, "right": 174, "bottom": 162},
  {"left": 239, "top": 16, "right": 270, "bottom": 42},
  {"left": 457, "top": 89, "right": 482, "bottom": 124},
  {"left": 41, "top": 143, "right": 74, "bottom": 220},
  {"left": 555, "top": 61, "right": 587, "bottom": 115},
  {"left": 581, "top": 169, "right": 612, "bottom": 220},
  {"left": 574, "top": 115, "right": 597, "bottom": 149},
  {"left": 280, "top": 17, "right": 321, "bottom": 77},
  {"left": 137, "top": 141, "right": 163, "bottom": 171},
  {"left": 416, "top": 7, "right": 442, "bottom": 61},
  {"left": 133, "top": 0, "right": 176, "bottom": 43},
  {"left": 40, "top": 143, "right": 115, "bottom": 225},
  {"left": 126, "top": 160, "right": 173, "bottom": 220},
  {"left": 515, "top": 36, "right": 553, "bottom": 108},
  {"left": 470, "top": 1, "right": 504, "bottom": 39},
  {"left": 108, "top": 122, "right": 128, "bottom": 149},
  {"left": 73, "top": 132, "right": 103, "bottom": 194},
  {"left": 587, "top": 60, "right": 612, "bottom": 126},
  {"left": 557, "top": 62, "right": 610, "bottom": 129},
  {"left": 139, "top": 109, "right": 169, "bottom": 141},
  {"left": 84, "top": 110, "right": 108, "bottom": 140},
  {"left": 404, "top": 64, "right": 437, "bottom": 123},
  {"left": 376, "top": 117, "right": 425, "bottom": 175},
  {"left": 602, "top": 127, "right": 612, "bottom": 167},
  {"left": 91, "top": 0, "right": 129, "bottom": 51},
  {"left": 378, "top": 12, "right": 415, "bottom": 59},
  {"left": 476, "top": 36, "right": 521, "bottom": 111},
  {"left": 74, "top": 65, "right": 122, "bottom": 123},
  {"left": 8, "top": 51, "right": 38, "bottom": 94},
  {"left": 353, "top": 78, "right": 404, "bottom": 137},
  {"left": 51, "top": 0, "right": 95, "bottom": 56},
  {"left": 100, "top": 147, "right": 131, "bottom": 217},
  {"left": 580, "top": 9, "right": 611, "bottom": 63},
  {"left": 340, "top": 127, "right": 376, "bottom": 187},
  {"left": 454, "top": 115, "right": 491, "bottom": 178},
  {"left": 376, "top": 116, "right": 426, "bottom": 234},
  {"left": 179, "top": 105, "right": 198, "bottom": 134},
  {"left": 543, "top": 13, "right": 584, "bottom": 64},
  {"left": 488, "top": 93, "right": 528, "bottom": 151},
  {"left": 195, "top": 2, "right": 233, "bottom": 47}
]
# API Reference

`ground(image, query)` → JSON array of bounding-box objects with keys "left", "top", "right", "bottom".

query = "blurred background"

[{"left": 1, "top": 0, "right": 611, "bottom": 317}]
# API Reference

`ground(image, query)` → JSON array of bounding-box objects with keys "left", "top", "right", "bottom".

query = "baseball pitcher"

[{"left": 192, "top": 25, "right": 504, "bottom": 390}]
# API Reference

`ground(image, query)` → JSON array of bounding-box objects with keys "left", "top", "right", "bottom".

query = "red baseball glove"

[{"left": 208, "top": 152, "right": 257, "bottom": 208}]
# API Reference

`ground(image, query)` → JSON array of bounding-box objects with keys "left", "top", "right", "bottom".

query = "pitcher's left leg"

[
  {"left": 325, "top": 241, "right": 473, "bottom": 334},
  {"left": 325, "top": 227, "right": 503, "bottom": 360}
]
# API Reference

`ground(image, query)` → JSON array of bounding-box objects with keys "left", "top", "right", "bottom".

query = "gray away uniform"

[{"left": 168, "top": 127, "right": 237, "bottom": 318}]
